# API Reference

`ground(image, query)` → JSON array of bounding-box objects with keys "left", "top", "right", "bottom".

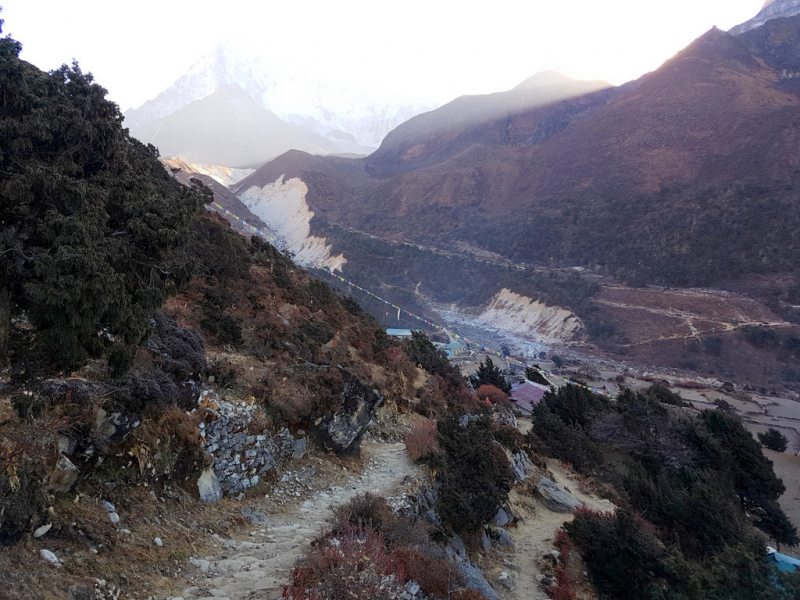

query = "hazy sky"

[{"left": 4, "top": 0, "right": 764, "bottom": 110}]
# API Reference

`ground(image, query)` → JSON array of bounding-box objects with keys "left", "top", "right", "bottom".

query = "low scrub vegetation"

[
  {"left": 285, "top": 494, "right": 463, "bottom": 600},
  {"left": 404, "top": 419, "right": 440, "bottom": 462},
  {"left": 531, "top": 384, "right": 800, "bottom": 599}
]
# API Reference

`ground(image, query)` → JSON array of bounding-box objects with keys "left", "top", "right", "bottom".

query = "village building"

[
  {"left": 509, "top": 380, "right": 552, "bottom": 415},
  {"left": 385, "top": 328, "right": 415, "bottom": 339}
]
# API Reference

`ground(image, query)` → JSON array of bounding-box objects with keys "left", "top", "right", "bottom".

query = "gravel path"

[{"left": 177, "top": 442, "right": 419, "bottom": 600}]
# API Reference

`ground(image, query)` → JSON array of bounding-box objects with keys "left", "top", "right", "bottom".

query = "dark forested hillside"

[
  {"left": 236, "top": 21, "right": 800, "bottom": 290},
  {"left": 531, "top": 385, "right": 800, "bottom": 599},
  {"left": 0, "top": 33, "right": 206, "bottom": 374}
]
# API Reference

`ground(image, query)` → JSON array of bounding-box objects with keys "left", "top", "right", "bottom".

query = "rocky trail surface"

[
  {"left": 503, "top": 462, "right": 612, "bottom": 600},
  {"left": 175, "top": 442, "right": 419, "bottom": 600}
]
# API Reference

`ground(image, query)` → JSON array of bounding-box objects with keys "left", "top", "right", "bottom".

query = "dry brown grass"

[
  {"left": 404, "top": 418, "right": 440, "bottom": 462},
  {"left": 0, "top": 484, "right": 251, "bottom": 600}
]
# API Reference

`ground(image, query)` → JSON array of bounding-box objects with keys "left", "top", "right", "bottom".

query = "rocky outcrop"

[
  {"left": 236, "top": 175, "right": 346, "bottom": 271},
  {"left": 460, "top": 563, "right": 500, "bottom": 600},
  {"left": 535, "top": 477, "right": 584, "bottom": 513},
  {"left": 312, "top": 370, "right": 383, "bottom": 455},
  {"left": 511, "top": 450, "right": 536, "bottom": 482},
  {"left": 471, "top": 289, "right": 584, "bottom": 345},
  {"left": 94, "top": 408, "right": 141, "bottom": 446}
]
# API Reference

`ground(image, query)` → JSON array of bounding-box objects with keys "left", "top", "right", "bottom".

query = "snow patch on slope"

[
  {"left": 730, "top": 0, "right": 800, "bottom": 35},
  {"left": 472, "top": 289, "right": 584, "bottom": 345},
  {"left": 237, "top": 176, "right": 346, "bottom": 272}
]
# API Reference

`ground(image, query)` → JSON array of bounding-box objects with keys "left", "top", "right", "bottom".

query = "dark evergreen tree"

[
  {"left": 435, "top": 415, "right": 514, "bottom": 534},
  {"left": 525, "top": 365, "right": 550, "bottom": 387},
  {"left": 758, "top": 428, "right": 789, "bottom": 453},
  {"left": 470, "top": 357, "right": 511, "bottom": 394},
  {"left": 405, "top": 330, "right": 452, "bottom": 378},
  {"left": 0, "top": 31, "right": 205, "bottom": 374},
  {"left": 700, "top": 410, "right": 798, "bottom": 545}
]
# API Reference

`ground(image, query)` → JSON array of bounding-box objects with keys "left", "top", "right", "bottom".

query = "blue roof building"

[
  {"left": 386, "top": 329, "right": 415, "bottom": 339},
  {"left": 769, "top": 550, "right": 800, "bottom": 573}
]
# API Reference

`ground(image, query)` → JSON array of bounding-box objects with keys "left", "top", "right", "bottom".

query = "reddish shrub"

[
  {"left": 476, "top": 384, "right": 511, "bottom": 408},
  {"left": 331, "top": 493, "right": 427, "bottom": 550},
  {"left": 554, "top": 528, "right": 574, "bottom": 563},
  {"left": 405, "top": 419, "right": 440, "bottom": 462},
  {"left": 283, "top": 524, "right": 402, "bottom": 600},
  {"left": 441, "top": 377, "right": 482, "bottom": 413},
  {"left": 549, "top": 573, "right": 578, "bottom": 600},
  {"left": 285, "top": 517, "right": 458, "bottom": 600},
  {"left": 392, "top": 546, "right": 463, "bottom": 598},
  {"left": 414, "top": 376, "right": 448, "bottom": 418},
  {"left": 381, "top": 346, "right": 417, "bottom": 380}
]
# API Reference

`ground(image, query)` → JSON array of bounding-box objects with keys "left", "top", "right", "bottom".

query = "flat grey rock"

[
  {"left": 460, "top": 562, "right": 499, "bottom": 600},
  {"left": 495, "top": 507, "right": 510, "bottom": 526},
  {"left": 40, "top": 549, "right": 60, "bottom": 565},
  {"left": 496, "top": 528, "right": 515, "bottom": 550},
  {"left": 481, "top": 530, "right": 492, "bottom": 552},
  {"left": 33, "top": 524, "right": 52, "bottom": 538},
  {"left": 535, "top": 477, "right": 584, "bottom": 513},
  {"left": 497, "top": 570, "right": 515, "bottom": 590},
  {"left": 446, "top": 535, "right": 467, "bottom": 563},
  {"left": 292, "top": 437, "right": 307, "bottom": 459}
]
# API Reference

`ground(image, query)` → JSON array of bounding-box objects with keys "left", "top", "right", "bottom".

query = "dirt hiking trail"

[
  {"left": 177, "top": 442, "right": 420, "bottom": 600},
  {"left": 503, "top": 462, "right": 612, "bottom": 600}
]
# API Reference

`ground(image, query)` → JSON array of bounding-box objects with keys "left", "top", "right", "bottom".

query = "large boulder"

[
  {"left": 312, "top": 370, "right": 383, "bottom": 455},
  {"left": 535, "top": 477, "right": 584, "bottom": 513}
]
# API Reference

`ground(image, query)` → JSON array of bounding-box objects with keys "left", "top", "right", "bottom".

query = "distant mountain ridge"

[
  {"left": 130, "top": 84, "right": 339, "bottom": 167},
  {"left": 124, "top": 46, "right": 437, "bottom": 153},
  {"left": 363, "top": 71, "right": 613, "bottom": 178},
  {"left": 233, "top": 20, "right": 800, "bottom": 289}
]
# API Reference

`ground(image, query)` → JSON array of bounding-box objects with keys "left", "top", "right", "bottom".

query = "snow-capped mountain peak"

[
  {"left": 729, "top": 0, "right": 800, "bottom": 35},
  {"left": 123, "top": 45, "right": 438, "bottom": 150}
]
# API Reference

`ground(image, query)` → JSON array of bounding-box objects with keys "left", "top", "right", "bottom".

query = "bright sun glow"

[{"left": 4, "top": 0, "right": 763, "bottom": 110}]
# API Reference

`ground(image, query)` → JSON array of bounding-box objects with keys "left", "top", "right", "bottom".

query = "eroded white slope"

[
  {"left": 472, "top": 289, "right": 584, "bottom": 345},
  {"left": 161, "top": 157, "right": 254, "bottom": 187},
  {"left": 237, "top": 176, "right": 346, "bottom": 272}
]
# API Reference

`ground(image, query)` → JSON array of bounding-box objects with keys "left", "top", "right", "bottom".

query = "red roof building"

[{"left": 510, "top": 381, "right": 551, "bottom": 414}]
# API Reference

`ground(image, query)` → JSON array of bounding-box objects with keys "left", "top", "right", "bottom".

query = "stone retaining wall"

[{"left": 196, "top": 391, "right": 307, "bottom": 495}]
